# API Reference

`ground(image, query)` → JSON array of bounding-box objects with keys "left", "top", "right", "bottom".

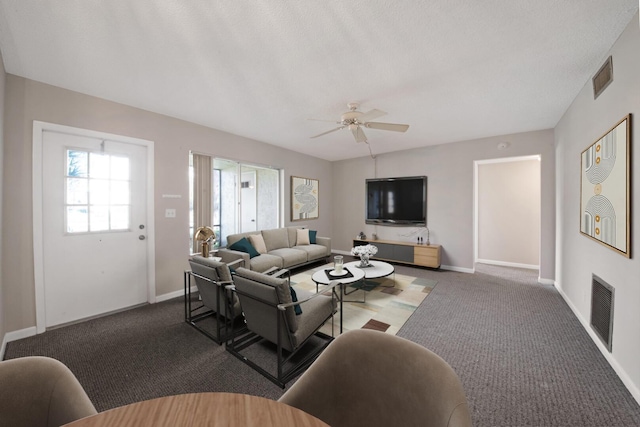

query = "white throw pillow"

[
  {"left": 248, "top": 234, "right": 267, "bottom": 254},
  {"left": 296, "top": 228, "right": 310, "bottom": 245}
]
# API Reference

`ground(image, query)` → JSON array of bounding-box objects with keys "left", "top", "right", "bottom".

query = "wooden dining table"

[{"left": 63, "top": 392, "right": 329, "bottom": 426}]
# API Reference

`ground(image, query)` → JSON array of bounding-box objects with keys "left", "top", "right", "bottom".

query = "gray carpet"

[
  {"left": 4, "top": 262, "right": 640, "bottom": 426},
  {"left": 397, "top": 264, "right": 640, "bottom": 426}
]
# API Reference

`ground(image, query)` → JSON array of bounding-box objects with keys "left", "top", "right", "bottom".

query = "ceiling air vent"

[
  {"left": 593, "top": 56, "right": 613, "bottom": 99},
  {"left": 590, "top": 274, "right": 614, "bottom": 352}
]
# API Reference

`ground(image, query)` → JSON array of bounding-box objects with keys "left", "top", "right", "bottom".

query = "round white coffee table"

[
  {"left": 311, "top": 265, "right": 365, "bottom": 288},
  {"left": 344, "top": 260, "right": 395, "bottom": 282},
  {"left": 312, "top": 266, "right": 365, "bottom": 333}
]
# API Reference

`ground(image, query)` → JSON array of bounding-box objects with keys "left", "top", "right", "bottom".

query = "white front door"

[{"left": 38, "top": 127, "right": 152, "bottom": 328}]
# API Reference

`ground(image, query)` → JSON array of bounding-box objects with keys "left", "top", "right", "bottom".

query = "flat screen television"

[{"left": 366, "top": 176, "right": 427, "bottom": 226}]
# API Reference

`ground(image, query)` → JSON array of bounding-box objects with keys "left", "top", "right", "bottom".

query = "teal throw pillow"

[
  {"left": 309, "top": 230, "right": 317, "bottom": 244},
  {"left": 229, "top": 237, "right": 260, "bottom": 259},
  {"left": 289, "top": 286, "right": 302, "bottom": 315}
]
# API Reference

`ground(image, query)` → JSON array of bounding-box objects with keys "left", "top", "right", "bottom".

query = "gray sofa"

[{"left": 217, "top": 226, "right": 331, "bottom": 272}]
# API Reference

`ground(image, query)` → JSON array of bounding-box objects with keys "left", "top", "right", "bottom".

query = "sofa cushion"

[
  {"left": 296, "top": 228, "right": 310, "bottom": 245},
  {"left": 309, "top": 230, "right": 317, "bottom": 244},
  {"left": 269, "top": 248, "right": 308, "bottom": 268},
  {"left": 287, "top": 226, "right": 301, "bottom": 247},
  {"left": 249, "top": 254, "right": 284, "bottom": 272},
  {"left": 229, "top": 237, "right": 260, "bottom": 258},
  {"left": 262, "top": 228, "right": 290, "bottom": 252},
  {"left": 249, "top": 234, "right": 268, "bottom": 254},
  {"left": 293, "top": 244, "right": 327, "bottom": 261}
]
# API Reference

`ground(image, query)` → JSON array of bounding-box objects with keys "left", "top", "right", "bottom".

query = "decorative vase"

[{"left": 359, "top": 254, "right": 371, "bottom": 267}]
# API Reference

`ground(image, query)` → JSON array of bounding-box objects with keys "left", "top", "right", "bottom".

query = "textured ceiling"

[{"left": 0, "top": 1, "right": 637, "bottom": 161}]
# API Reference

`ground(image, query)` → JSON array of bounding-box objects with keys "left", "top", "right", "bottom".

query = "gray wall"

[
  {"left": 1, "top": 76, "right": 333, "bottom": 332},
  {"left": 0, "top": 49, "right": 5, "bottom": 347},
  {"left": 478, "top": 159, "right": 541, "bottom": 266},
  {"left": 332, "top": 129, "right": 555, "bottom": 279},
  {"left": 555, "top": 13, "right": 640, "bottom": 399}
]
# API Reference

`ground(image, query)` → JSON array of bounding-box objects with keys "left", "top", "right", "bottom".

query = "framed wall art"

[
  {"left": 291, "top": 176, "right": 319, "bottom": 221},
  {"left": 580, "top": 114, "right": 631, "bottom": 258}
]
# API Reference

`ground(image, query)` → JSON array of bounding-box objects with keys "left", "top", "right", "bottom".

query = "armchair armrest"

[
  {"left": 187, "top": 271, "right": 234, "bottom": 288},
  {"left": 226, "top": 258, "right": 245, "bottom": 269},
  {"left": 277, "top": 281, "right": 340, "bottom": 311},
  {"left": 265, "top": 268, "right": 290, "bottom": 280},
  {"left": 218, "top": 248, "right": 250, "bottom": 267}
]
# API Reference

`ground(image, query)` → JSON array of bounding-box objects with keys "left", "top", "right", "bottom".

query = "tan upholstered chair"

[
  {"left": 185, "top": 256, "right": 244, "bottom": 344},
  {"left": 227, "top": 267, "right": 339, "bottom": 388},
  {"left": 279, "top": 329, "right": 472, "bottom": 427},
  {"left": 0, "top": 356, "right": 97, "bottom": 427}
]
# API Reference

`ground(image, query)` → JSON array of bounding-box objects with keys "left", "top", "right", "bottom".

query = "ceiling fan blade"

[
  {"left": 352, "top": 126, "right": 368, "bottom": 143},
  {"left": 365, "top": 122, "right": 410, "bottom": 132},
  {"left": 310, "top": 126, "right": 344, "bottom": 139},
  {"left": 358, "top": 109, "right": 387, "bottom": 122}
]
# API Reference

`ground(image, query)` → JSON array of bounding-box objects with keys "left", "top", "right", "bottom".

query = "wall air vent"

[
  {"left": 590, "top": 274, "right": 614, "bottom": 352},
  {"left": 592, "top": 56, "right": 613, "bottom": 99}
]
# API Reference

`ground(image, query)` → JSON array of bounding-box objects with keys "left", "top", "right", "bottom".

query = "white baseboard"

[
  {"left": 476, "top": 259, "right": 539, "bottom": 270},
  {"left": 555, "top": 281, "right": 640, "bottom": 406},
  {"left": 440, "top": 265, "right": 474, "bottom": 274},
  {"left": 538, "top": 277, "right": 555, "bottom": 285},
  {"left": 156, "top": 286, "right": 196, "bottom": 303},
  {"left": 1, "top": 327, "right": 38, "bottom": 360}
]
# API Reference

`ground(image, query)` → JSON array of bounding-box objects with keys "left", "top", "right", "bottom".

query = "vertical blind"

[{"left": 192, "top": 154, "right": 212, "bottom": 254}]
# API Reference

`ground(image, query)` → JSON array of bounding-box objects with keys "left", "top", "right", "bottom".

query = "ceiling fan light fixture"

[{"left": 348, "top": 124, "right": 358, "bottom": 131}]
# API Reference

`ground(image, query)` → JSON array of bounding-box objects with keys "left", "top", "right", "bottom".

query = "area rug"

[{"left": 290, "top": 263, "right": 437, "bottom": 336}]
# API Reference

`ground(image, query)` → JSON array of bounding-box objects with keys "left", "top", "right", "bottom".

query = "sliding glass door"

[{"left": 190, "top": 153, "right": 281, "bottom": 252}]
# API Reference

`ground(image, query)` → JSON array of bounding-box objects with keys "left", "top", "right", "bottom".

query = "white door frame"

[
  {"left": 473, "top": 154, "right": 541, "bottom": 269},
  {"left": 32, "top": 121, "right": 156, "bottom": 333}
]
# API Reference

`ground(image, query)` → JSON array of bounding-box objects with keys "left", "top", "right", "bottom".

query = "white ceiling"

[{"left": 0, "top": 1, "right": 637, "bottom": 161}]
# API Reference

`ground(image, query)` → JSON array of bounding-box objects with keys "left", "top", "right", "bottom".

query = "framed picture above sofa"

[
  {"left": 580, "top": 114, "right": 631, "bottom": 258},
  {"left": 291, "top": 176, "right": 319, "bottom": 221}
]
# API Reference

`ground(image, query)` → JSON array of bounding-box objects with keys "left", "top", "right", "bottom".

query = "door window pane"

[
  {"left": 66, "top": 149, "right": 131, "bottom": 233},
  {"left": 90, "top": 179, "right": 110, "bottom": 205},
  {"left": 67, "top": 206, "right": 88, "bottom": 233},
  {"left": 67, "top": 178, "right": 88, "bottom": 205},
  {"left": 67, "top": 150, "right": 88, "bottom": 177},
  {"left": 90, "top": 206, "right": 109, "bottom": 231},
  {"left": 90, "top": 153, "right": 110, "bottom": 178}
]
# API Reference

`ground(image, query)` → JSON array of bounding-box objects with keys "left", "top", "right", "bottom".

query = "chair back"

[
  {"left": 189, "top": 256, "right": 238, "bottom": 316},
  {"left": 0, "top": 356, "right": 97, "bottom": 427},
  {"left": 233, "top": 267, "right": 298, "bottom": 350},
  {"left": 279, "top": 329, "right": 472, "bottom": 427}
]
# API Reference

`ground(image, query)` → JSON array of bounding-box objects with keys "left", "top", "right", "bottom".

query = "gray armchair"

[
  {"left": 279, "top": 329, "right": 472, "bottom": 427},
  {"left": 0, "top": 356, "right": 97, "bottom": 427},
  {"left": 227, "top": 267, "right": 339, "bottom": 388},
  {"left": 185, "top": 256, "right": 244, "bottom": 344}
]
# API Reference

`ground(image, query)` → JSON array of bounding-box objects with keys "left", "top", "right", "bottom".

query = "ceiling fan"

[{"left": 309, "top": 102, "right": 410, "bottom": 143}]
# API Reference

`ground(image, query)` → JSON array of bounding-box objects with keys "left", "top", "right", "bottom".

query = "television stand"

[{"left": 353, "top": 238, "right": 441, "bottom": 269}]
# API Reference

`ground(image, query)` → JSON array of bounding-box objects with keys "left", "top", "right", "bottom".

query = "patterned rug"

[{"left": 290, "top": 263, "right": 437, "bottom": 336}]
